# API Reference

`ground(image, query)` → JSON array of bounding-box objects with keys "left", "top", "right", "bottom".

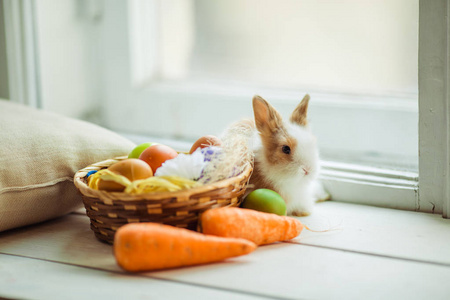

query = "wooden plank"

[
  {"left": 1, "top": 207, "right": 450, "bottom": 299},
  {"left": 0, "top": 214, "right": 119, "bottom": 271},
  {"left": 0, "top": 254, "right": 263, "bottom": 300},
  {"left": 297, "top": 201, "right": 450, "bottom": 265},
  {"left": 148, "top": 242, "right": 450, "bottom": 300}
]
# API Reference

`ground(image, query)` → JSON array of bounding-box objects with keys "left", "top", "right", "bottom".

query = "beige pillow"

[{"left": 0, "top": 100, "right": 136, "bottom": 232}]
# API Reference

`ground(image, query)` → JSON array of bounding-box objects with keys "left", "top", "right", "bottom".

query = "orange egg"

[
  {"left": 139, "top": 144, "right": 178, "bottom": 172},
  {"left": 189, "top": 135, "right": 222, "bottom": 154},
  {"left": 98, "top": 159, "right": 153, "bottom": 192}
]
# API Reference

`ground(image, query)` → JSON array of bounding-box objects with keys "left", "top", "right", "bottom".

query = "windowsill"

[{"left": 1, "top": 201, "right": 450, "bottom": 299}]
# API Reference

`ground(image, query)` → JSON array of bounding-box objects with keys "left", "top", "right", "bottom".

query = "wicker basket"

[{"left": 74, "top": 156, "right": 252, "bottom": 244}]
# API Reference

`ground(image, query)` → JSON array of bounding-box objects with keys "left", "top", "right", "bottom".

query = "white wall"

[{"left": 35, "top": 0, "right": 103, "bottom": 121}]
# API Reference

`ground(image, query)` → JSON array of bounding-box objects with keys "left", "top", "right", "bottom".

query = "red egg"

[
  {"left": 189, "top": 135, "right": 222, "bottom": 154},
  {"left": 139, "top": 144, "right": 178, "bottom": 172}
]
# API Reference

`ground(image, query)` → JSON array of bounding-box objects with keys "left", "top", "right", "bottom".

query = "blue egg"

[{"left": 86, "top": 170, "right": 98, "bottom": 178}]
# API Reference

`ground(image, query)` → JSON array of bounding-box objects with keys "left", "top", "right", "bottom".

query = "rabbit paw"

[
  {"left": 313, "top": 180, "right": 331, "bottom": 202},
  {"left": 291, "top": 210, "right": 311, "bottom": 217}
]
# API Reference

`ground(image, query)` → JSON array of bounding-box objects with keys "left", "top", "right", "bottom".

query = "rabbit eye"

[{"left": 282, "top": 145, "right": 291, "bottom": 155}]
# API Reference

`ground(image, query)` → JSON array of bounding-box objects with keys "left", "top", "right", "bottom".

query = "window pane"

[{"left": 186, "top": 0, "right": 418, "bottom": 96}]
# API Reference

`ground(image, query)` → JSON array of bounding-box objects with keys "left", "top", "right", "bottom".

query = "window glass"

[{"left": 164, "top": 0, "right": 418, "bottom": 96}]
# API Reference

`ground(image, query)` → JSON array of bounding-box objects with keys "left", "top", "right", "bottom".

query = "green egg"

[
  {"left": 241, "top": 189, "right": 287, "bottom": 216},
  {"left": 128, "top": 142, "right": 158, "bottom": 159}
]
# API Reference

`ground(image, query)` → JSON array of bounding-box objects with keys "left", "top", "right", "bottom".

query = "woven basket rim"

[{"left": 74, "top": 156, "right": 253, "bottom": 201}]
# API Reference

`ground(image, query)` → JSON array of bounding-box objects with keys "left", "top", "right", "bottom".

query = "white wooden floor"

[{"left": 1, "top": 201, "right": 450, "bottom": 300}]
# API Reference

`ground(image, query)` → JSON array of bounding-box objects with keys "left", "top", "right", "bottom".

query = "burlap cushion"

[{"left": 0, "top": 100, "right": 135, "bottom": 232}]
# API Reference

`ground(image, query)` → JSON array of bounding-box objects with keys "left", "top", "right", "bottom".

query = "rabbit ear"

[
  {"left": 252, "top": 95, "right": 283, "bottom": 133},
  {"left": 290, "top": 94, "right": 310, "bottom": 126}
]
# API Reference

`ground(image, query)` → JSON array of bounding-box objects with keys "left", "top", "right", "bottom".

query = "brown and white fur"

[{"left": 231, "top": 94, "right": 322, "bottom": 216}]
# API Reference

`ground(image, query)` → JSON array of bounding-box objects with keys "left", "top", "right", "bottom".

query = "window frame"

[
  {"left": 418, "top": 0, "right": 450, "bottom": 217},
  {"left": 2, "top": 0, "right": 41, "bottom": 108}
]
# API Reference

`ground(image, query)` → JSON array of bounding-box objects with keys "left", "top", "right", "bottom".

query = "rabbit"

[{"left": 226, "top": 94, "right": 325, "bottom": 216}]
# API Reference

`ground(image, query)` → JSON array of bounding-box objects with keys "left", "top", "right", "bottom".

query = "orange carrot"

[
  {"left": 200, "top": 207, "right": 304, "bottom": 245},
  {"left": 114, "top": 222, "right": 257, "bottom": 272}
]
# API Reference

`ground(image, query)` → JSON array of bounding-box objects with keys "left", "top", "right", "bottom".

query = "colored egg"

[
  {"left": 139, "top": 144, "right": 178, "bottom": 172},
  {"left": 241, "top": 189, "right": 287, "bottom": 216},
  {"left": 128, "top": 142, "right": 158, "bottom": 159},
  {"left": 86, "top": 170, "right": 97, "bottom": 178},
  {"left": 189, "top": 135, "right": 222, "bottom": 154},
  {"left": 200, "top": 146, "right": 222, "bottom": 162},
  {"left": 98, "top": 159, "right": 153, "bottom": 192}
]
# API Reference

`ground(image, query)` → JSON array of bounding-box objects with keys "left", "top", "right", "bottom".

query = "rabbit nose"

[{"left": 302, "top": 167, "right": 309, "bottom": 175}]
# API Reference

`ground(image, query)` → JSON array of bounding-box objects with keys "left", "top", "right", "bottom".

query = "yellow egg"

[{"left": 98, "top": 159, "right": 153, "bottom": 192}]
